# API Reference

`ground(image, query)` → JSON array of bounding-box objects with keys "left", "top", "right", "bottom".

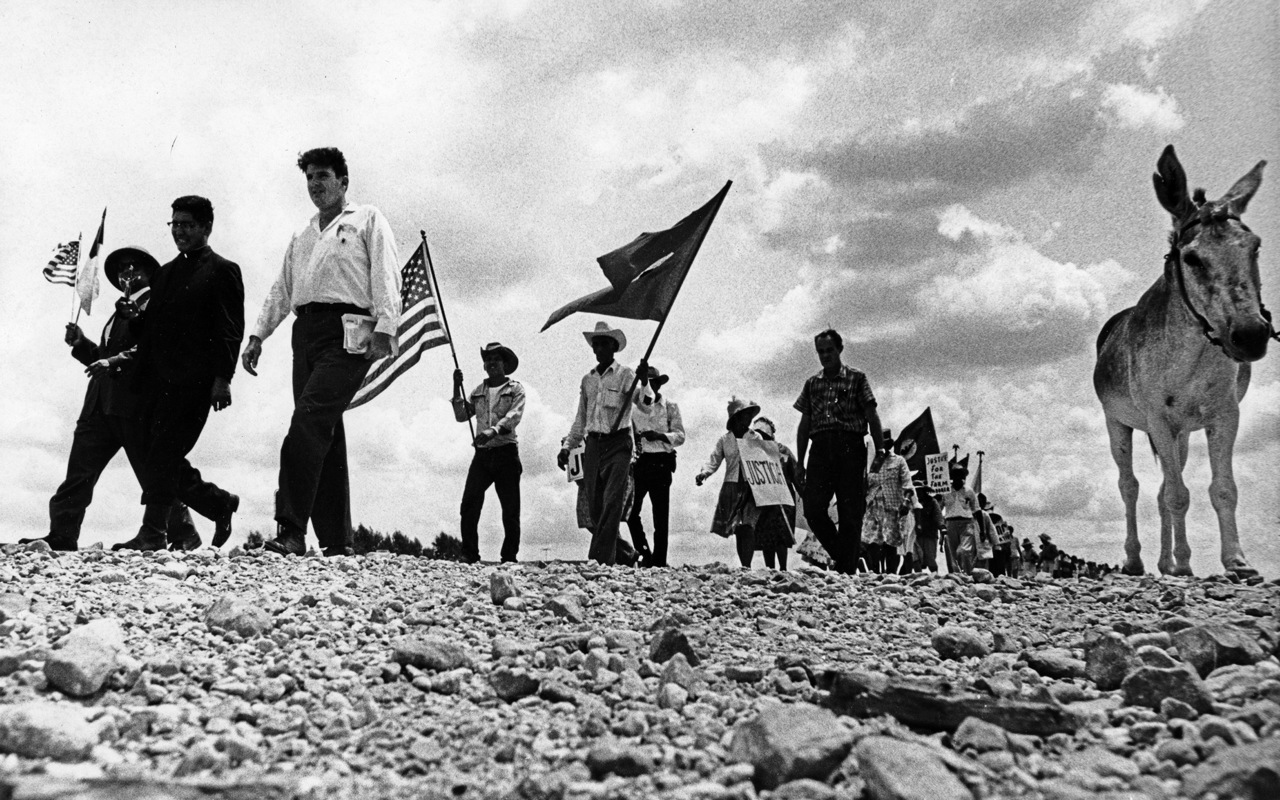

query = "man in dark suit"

[
  {"left": 113, "top": 196, "right": 245, "bottom": 551},
  {"left": 22, "top": 246, "right": 230, "bottom": 551}
]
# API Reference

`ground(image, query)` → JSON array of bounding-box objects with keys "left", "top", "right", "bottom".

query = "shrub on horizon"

[
  {"left": 245, "top": 530, "right": 265, "bottom": 550},
  {"left": 428, "top": 531, "right": 465, "bottom": 562}
]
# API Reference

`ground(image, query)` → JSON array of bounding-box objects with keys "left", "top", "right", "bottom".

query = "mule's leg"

[
  {"left": 1204, "top": 408, "right": 1256, "bottom": 578},
  {"left": 1148, "top": 420, "right": 1192, "bottom": 576},
  {"left": 1105, "top": 418, "right": 1143, "bottom": 575},
  {"left": 1171, "top": 430, "right": 1193, "bottom": 574}
]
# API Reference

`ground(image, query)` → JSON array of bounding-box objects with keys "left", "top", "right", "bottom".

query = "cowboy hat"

[
  {"left": 479, "top": 342, "right": 518, "bottom": 374},
  {"left": 104, "top": 246, "right": 160, "bottom": 292},
  {"left": 643, "top": 364, "right": 669, "bottom": 388},
  {"left": 726, "top": 396, "right": 760, "bottom": 423},
  {"left": 582, "top": 321, "right": 626, "bottom": 352}
]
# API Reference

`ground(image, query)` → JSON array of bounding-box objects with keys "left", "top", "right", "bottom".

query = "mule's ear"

[
  {"left": 1153, "top": 145, "right": 1193, "bottom": 219},
  {"left": 1220, "top": 159, "right": 1266, "bottom": 216}
]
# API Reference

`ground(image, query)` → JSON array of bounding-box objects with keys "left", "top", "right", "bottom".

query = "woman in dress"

[
  {"left": 861, "top": 430, "right": 913, "bottom": 573},
  {"left": 696, "top": 397, "right": 762, "bottom": 567}
]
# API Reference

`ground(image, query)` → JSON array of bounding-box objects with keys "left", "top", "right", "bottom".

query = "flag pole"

[
  {"left": 68, "top": 233, "right": 83, "bottom": 324},
  {"left": 608, "top": 181, "right": 732, "bottom": 432},
  {"left": 421, "top": 231, "right": 475, "bottom": 441}
]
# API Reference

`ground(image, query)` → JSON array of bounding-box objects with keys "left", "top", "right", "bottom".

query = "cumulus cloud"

[{"left": 1101, "top": 83, "right": 1184, "bottom": 132}]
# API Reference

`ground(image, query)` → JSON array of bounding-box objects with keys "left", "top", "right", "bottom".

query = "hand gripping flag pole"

[
  {"left": 420, "top": 232, "right": 474, "bottom": 441},
  {"left": 541, "top": 181, "right": 732, "bottom": 433}
]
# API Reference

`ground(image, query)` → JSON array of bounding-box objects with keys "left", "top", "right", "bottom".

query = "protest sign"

[
  {"left": 566, "top": 445, "right": 586, "bottom": 483},
  {"left": 736, "top": 437, "right": 794, "bottom": 507},
  {"left": 926, "top": 453, "right": 949, "bottom": 492}
]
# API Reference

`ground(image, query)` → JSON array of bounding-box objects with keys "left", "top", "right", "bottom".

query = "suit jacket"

[
  {"left": 71, "top": 300, "right": 147, "bottom": 420},
  {"left": 134, "top": 246, "right": 245, "bottom": 388}
]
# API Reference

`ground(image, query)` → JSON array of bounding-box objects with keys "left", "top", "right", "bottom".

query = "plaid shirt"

[{"left": 793, "top": 365, "right": 877, "bottom": 435}]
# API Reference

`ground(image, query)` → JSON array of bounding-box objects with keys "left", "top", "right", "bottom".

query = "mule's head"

[{"left": 1154, "top": 145, "right": 1271, "bottom": 362}]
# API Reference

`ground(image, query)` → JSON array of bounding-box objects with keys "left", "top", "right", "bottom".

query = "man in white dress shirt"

[
  {"left": 627, "top": 364, "right": 684, "bottom": 567},
  {"left": 557, "top": 321, "right": 648, "bottom": 565},
  {"left": 241, "top": 147, "right": 402, "bottom": 556}
]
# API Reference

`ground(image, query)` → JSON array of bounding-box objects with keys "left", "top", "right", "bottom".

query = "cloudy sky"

[{"left": 3, "top": 0, "right": 1277, "bottom": 574}]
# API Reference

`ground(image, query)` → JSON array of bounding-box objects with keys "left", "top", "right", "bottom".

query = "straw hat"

[
  {"left": 726, "top": 396, "right": 760, "bottom": 424},
  {"left": 582, "top": 321, "right": 626, "bottom": 352},
  {"left": 104, "top": 246, "right": 160, "bottom": 291}
]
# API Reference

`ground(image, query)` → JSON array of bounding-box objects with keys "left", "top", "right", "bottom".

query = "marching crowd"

[{"left": 26, "top": 145, "right": 1111, "bottom": 579}]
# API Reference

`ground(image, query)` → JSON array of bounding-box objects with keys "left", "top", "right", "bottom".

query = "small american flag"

[
  {"left": 43, "top": 240, "right": 80, "bottom": 286},
  {"left": 348, "top": 241, "right": 450, "bottom": 409}
]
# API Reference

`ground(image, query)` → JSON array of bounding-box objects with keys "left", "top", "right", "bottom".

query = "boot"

[
  {"left": 18, "top": 534, "right": 78, "bottom": 552},
  {"left": 211, "top": 493, "right": 240, "bottom": 548},
  {"left": 263, "top": 523, "right": 305, "bottom": 556},
  {"left": 166, "top": 504, "right": 202, "bottom": 551},
  {"left": 112, "top": 504, "right": 170, "bottom": 552}
]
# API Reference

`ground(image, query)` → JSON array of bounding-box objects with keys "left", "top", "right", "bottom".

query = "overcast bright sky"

[{"left": 2, "top": 0, "right": 1276, "bottom": 574}]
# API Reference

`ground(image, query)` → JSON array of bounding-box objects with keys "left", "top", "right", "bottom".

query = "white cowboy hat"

[{"left": 582, "top": 321, "right": 627, "bottom": 352}]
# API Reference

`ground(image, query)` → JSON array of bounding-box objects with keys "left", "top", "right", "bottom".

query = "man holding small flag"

[
  {"left": 546, "top": 182, "right": 730, "bottom": 564},
  {"left": 243, "top": 147, "right": 402, "bottom": 557}
]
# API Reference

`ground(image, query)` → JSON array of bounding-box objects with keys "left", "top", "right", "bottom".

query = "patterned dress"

[{"left": 861, "top": 452, "right": 912, "bottom": 548}]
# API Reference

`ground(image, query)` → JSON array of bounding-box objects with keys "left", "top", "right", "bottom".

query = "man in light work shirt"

[
  {"left": 627, "top": 364, "right": 684, "bottom": 567},
  {"left": 557, "top": 321, "right": 649, "bottom": 565},
  {"left": 794, "top": 328, "right": 885, "bottom": 574},
  {"left": 241, "top": 147, "right": 401, "bottom": 557},
  {"left": 453, "top": 342, "right": 526, "bottom": 564}
]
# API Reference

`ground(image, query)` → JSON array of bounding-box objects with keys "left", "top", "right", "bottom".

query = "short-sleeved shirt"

[{"left": 793, "top": 364, "right": 877, "bottom": 436}]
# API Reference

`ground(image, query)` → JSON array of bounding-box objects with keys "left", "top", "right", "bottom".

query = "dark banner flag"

[
  {"left": 893, "top": 407, "right": 940, "bottom": 482},
  {"left": 541, "top": 181, "right": 731, "bottom": 331}
]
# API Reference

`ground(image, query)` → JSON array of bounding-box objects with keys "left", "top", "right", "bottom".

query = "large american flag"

[
  {"left": 43, "top": 240, "right": 80, "bottom": 286},
  {"left": 348, "top": 241, "right": 450, "bottom": 409}
]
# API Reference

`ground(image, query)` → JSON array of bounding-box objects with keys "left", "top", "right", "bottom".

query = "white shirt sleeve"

[
  {"left": 366, "top": 209, "right": 402, "bottom": 336},
  {"left": 251, "top": 236, "right": 296, "bottom": 342}
]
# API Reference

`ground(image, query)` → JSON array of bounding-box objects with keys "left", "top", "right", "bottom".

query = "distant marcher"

[
  {"left": 940, "top": 466, "right": 979, "bottom": 573},
  {"left": 1019, "top": 537, "right": 1039, "bottom": 578},
  {"left": 861, "top": 429, "right": 912, "bottom": 574},
  {"left": 453, "top": 342, "right": 526, "bottom": 564},
  {"left": 628, "top": 364, "right": 685, "bottom": 567},
  {"left": 911, "top": 482, "right": 945, "bottom": 572},
  {"left": 557, "top": 321, "right": 648, "bottom": 565},
  {"left": 696, "top": 397, "right": 762, "bottom": 568},
  {"left": 1038, "top": 533, "right": 1060, "bottom": 576},
  {"left": 243, "top": 147, "right": 402, "bottom": 557},
  {"left": 114, "top": 197, "right": 245, "bottom": 551},
  {"left": 974, "top": 493, "right": 997, "bottom": 571},
  {"left": 26, "top": 246, "right": 231, "bottom": 551},
  {"left": 794, "top": 329, "right": 885, "bottom": 574},
  {"left": 749, "top": 416, "right": 797, "bottom": 570}
]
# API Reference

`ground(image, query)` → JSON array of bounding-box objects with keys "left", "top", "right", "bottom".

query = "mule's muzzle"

[{"left": 1229, "top": 317, "right": 1271, "bottom": 361}]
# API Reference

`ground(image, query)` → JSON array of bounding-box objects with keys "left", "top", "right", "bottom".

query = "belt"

[
  {"left": 296, "top": 302, "right": 370, "bottom": 316},
  {"left": 586, "top": 430, "right": 630, "bottom": 440}
]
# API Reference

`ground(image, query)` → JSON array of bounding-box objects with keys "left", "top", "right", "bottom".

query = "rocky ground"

[{"left": 0, "top": 541, "right": 1277, "bottom": 800}]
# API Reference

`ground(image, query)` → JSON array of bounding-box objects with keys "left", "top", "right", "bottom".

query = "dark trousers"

[
  {"left": 627, "top": 453, "right": 673, "bottom": 566},
  {"left": 277, "top": 313, "right": 372, "bottom": 552},
  {"left": 864, "top": 543, "right": 900, "bottom": 574},
  {"left": 61, "top": 408, "right": 225, "bottom": 539},
  {"left": 139, "top": 381, "right": 215, "bottom": 512},
  {"left": 459, "top": 444, "right": 522, "bottom": 563},
  {"left": 916, "top": 533, "right": 939, "bottom": 572},
  {"left": 802, "top": 430, "right": 867, "bottom": 574},
  {"left": 582, "top": 430, "right": 633, "bottom": 565}
]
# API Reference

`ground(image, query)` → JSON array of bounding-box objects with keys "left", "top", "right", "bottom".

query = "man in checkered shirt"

[{"left": 794, "top": 329, "right": 885, "bottom": 574}]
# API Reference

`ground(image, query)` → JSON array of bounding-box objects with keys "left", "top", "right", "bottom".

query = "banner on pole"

[
  {"left": 926, "top": 453, "right": 950, "bottom": 492},
  {"left": 736, "top": 438, "right": 794, "bottom": 507}
]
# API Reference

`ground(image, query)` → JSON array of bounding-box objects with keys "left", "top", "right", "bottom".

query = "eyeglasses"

[{"left": 167, "top": 221, "right": 204, "bottom": 231}]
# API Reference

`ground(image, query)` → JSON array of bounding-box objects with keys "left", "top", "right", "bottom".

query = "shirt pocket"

[
  {"left": 336, "top": 222, "right": 361, "bottom": 245},
  {"left": 601, "top": 387, "right": 623, "bottom": 411}
]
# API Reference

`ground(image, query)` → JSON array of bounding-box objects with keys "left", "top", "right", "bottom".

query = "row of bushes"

[{"left": 242, "top": 527, "right": 464, "bottom": 560}]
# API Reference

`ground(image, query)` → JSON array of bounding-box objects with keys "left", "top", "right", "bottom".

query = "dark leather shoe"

[
  {"left": 168, "top": 529, "right": 202, "bottom": 552},
  {"left": 19, "top": 534, "right": 78, "bottom": 552},
  {"left": 263, "top": 528, "right": 305, "bottom": 556},
  {"left": 211, "top": 493, "right": 240, "bottom": 548},
  {"left": 112, "top": 528, "right": 168, "bottom": 552}
]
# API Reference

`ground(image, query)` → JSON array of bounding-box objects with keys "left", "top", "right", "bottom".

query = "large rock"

[
  {"left": 951, "top": 716, "right": 1009, "bottom": 753},
  {"left": 203, "top": 596, "right": 273, "bottom": 638},
  {"left": 44, "top": 618, "right": 126, "bottom": 697},
  {"left": 1121, "top": 665, "right": 1213, "bottom": 713},
  {"left": 489, "top": 667, "right": 540, "bottom": 702},
  {"left": 586, "top": 741, "right": 658, "bottom": 778},
  {"left": 391, "top": 636, "right": 473, "bottom": 671},
  {"left": 1023, "top": 648, "right": 1087, "bottom": 680},
  {"left": 649, "top": 627, "right": 700, "bottom": 665},
  {"left": 1172, "top": 623, "right": 1267, "bottom": 677},
  {"left": 0, "top": 701, "right": 99, "bottom": 760},
  {"left": 856, "top": 736, "right": 973, "bottom": 800},
  {"left": 1084, "top": 632, "right": 1137, "bottom": 690},
  {"left": 931, "top": 627, "right": 990, "bottom": 660},
  {"left": 1181, "top": 735, "right": 1280, "bottom": 800},
  {"left": 0, "top": 593, "right": 31, "bottom": 621},
  {"left": 728, "top": 703, "right": 854, "bottom": 789},
  {"left": 490, "top": 572, "right": 519, "bottom": 605},
  {"left": 545, "top": 594, "right": 586, "bottom": 622}
]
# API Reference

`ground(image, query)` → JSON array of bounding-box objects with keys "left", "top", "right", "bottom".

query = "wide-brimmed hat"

[
  {"left": 726, "top": 396, "right": 760, "bottom": 424},
  {"left": 950, "top": 464, "right": 969, "bottom": 479},
  {"left": 582, "top": 321, "right": 626, "bottom": 352},
  {"left": 643, "top": 364, "right": 669, "bottom": 388},
  {"left": 104, "top": 246, "right": 160, "bottom": 291},
  {"left": 479, "top": 342, "right": 518, "bottom": 374},
  {"left": 1039, "top": 533, "right": 1052, "bottom": 542}
]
